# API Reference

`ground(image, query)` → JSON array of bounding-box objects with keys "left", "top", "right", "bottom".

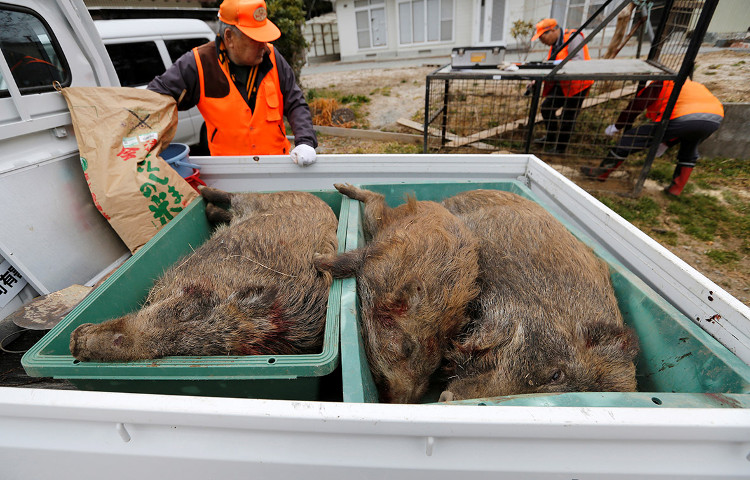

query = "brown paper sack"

[{"left": 61, "top": 87, "right": 199, "bottom": 253}]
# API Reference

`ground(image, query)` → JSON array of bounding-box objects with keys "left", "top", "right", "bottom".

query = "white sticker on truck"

[{"left": 0, "top": 260, "right": 28, "bottom": 309}]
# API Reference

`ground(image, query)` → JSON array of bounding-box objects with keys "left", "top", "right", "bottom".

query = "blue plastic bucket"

[{"left": 160, "top": 143, "right": 200, "bottom": 178}]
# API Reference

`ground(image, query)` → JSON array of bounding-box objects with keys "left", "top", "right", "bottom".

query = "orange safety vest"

[
  {"left": 193, "top": 42, "right": 291, "bottom": 156},
  {"left": 544, "top": 29, "right": 594, "bottom": 97},
  {"left": 10, "top": 55, "right": 56, "bottom": 71},
  {"left": 645, "top": 79, "right": 724, "bottom": 122}
]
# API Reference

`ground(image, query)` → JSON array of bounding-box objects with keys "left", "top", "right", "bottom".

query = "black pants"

[
  {"left": 613, "top": 115, "right": 722, "bottom": 168},
  {"left": 540, "top": 84, "right": 590, "bottom": 149}
]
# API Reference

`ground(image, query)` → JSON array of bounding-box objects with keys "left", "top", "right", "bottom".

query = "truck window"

[
  {"left": 0, "top": 6, "right": 69, "bottom": 96},
  {"left": 165, "top": 38, "right": 210, "bottom": 63},
  {"left": 105, "top": 41, "right": 165, "bottom": 87}
]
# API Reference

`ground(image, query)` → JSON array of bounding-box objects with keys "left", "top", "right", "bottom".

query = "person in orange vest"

[
  {"left": 9, "top": 54, "right": 63, "bottom": 89},
  {"left": 580, "top": 78, "right": 724, "bottom": 196},
  {"left": 148, "top": 0, "right": 317, "bottom": 165},
  {"left": 531, "top": 18, "right": 594, "bottom": 154}
]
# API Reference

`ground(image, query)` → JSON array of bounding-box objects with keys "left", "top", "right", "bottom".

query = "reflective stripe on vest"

[
  {"left": 543, "top": 29, "right": 594, "bottom": 97},
  {"left": 645, "top": 80, "right": 725, "bottom": 122},
  {"left": 194, "top": 42, "right": 291, "bottom": 156}
]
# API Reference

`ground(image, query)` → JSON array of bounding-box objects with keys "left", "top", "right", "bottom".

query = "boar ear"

[
  {"left": 235, "top": 285, "right": 278, "bottom": 310},
  {"left": 576, "top": 322, "right": 639, "bottom": 361},
  {"left": 112, "top": 333, "right": 125, "bottom": 347},
  {"left": 181, "top": 283, "right": 219, "bottom": 307}
]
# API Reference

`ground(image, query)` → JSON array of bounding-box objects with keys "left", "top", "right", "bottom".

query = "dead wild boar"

[
  {"left": 314, "top": 183, "right": 479, "bottom": 403},
  {"left": 439, "top": 189, "right": 638, "bottom": 401},
  {"left": 69, "top": 188, "right": 338, "bottom": 362}
]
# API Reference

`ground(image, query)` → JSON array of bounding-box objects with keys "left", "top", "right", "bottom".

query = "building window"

[
  {"left": 104, "top": 42, "right": 165, "bottom": 87},
  {"left": 398, "top": 0, "right": 453, "bottom": 45},
  {"left": 0, "top": 6, "right": 70, "bottom": 97},
  {"left": 566, "top": 0, "right": 608, "bottom": 29},
  {"left": 165, "top": 38, "right": 209, "bottom": 64},
  {"left": 355, "top": 0, "right": 386, "bottom": 49}
]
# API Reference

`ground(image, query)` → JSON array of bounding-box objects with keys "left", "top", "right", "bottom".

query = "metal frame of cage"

[{"left": 423, "top": 0, "right": 720, "bottom": 196}]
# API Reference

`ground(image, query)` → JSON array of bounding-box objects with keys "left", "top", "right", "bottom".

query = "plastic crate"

[
  {"left": 339, "top": 181, "right": 750, "bottom": 406},
  {"left": 22, "top": 190, "right": 349, "bottom": 400}
]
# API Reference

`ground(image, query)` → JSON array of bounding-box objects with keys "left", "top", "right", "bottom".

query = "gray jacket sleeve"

[
  {"left": 274, "top": 50, "right": 318, "bottom": 149},
  {"left": 146, "top": 51, "right": 201, "bottom": 111},
  {"left": 567, "top": 34, "right": 586, "bottom": 62}
]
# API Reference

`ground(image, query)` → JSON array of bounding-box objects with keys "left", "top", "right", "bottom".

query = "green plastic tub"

[
  {"left": 339, "top": 181, "right": 750, "bottom": 406},
  {"left": 22, "top": 191, "right": 349, "bottom": 400}
]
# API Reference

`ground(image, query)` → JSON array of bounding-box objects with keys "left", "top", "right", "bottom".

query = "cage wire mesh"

[{"left": 422, "top": 0, "right": 717, "bottom": 192}]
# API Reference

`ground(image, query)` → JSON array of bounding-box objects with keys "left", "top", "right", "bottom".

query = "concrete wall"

[
  {"left": 699, "top": 103, "right": 750, "bottom": 160},
  {"left": 707, "top": 0, "right": 750, "bottom": 35}
]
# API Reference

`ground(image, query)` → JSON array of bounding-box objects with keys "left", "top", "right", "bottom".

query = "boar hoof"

[
  {"left": 333, "top": 183, "right": 357, "bottom": 198},
  {"left": 205, "top": 202, "right": 232, "bottom": 224},
  {"left": 438, "top": 390, "right": 455, "bottom": 403},
  {"left": 200, "top": 187, "right": 233, "bottom": 206}
]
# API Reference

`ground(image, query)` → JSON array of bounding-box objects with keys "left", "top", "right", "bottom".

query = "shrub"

[{"left": 268, "top": 0, "right": 308, "bottom": 81}]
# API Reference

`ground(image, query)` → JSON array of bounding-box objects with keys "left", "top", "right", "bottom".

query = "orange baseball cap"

[
  {"left": 219, "top": 0, "right": 281, "bottom": 42},
  {"left": 531, "top": 18, "right": 558, "bottom": 41}
]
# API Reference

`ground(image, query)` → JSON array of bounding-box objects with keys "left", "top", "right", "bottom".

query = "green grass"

[
  {"left": 666, "top": 194, "right": 733, "bottom": 242},
  {"left": 693, "top": 158, "right": 749, "bottom": 182},
  {"left": 306, "top": 88, "right": 371, "bottom": 106},
  {"left": 594, "top": 194, "right": 662, "bottom": 227},
  {"left": 647, "top": 162, "right": 674, "bottom": 184},
  {"left": 369, "top": 86, "right": 392, "bottom": 97},
  {"left": 594, "top": 174, "right": 750, "bottom": 252},
  {"left": 340, "top": 94, "right": 370, "bottom": 105},
  {"left": 383, "top": 143, "right": 421, "bottom": 154},
  {"left": 706, "top": 249, "right": 741, "bottom": 265}
]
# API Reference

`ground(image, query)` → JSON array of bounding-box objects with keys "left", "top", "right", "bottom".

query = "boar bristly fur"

[
  {"left": 315, "top": 184, "right": 479, "bottom": 404},
  {"left": 440, "top": 189, "right": 639, "bottom": 400},
  {"left": 70, "top": 189, "right": 338, "bottom": 362}
]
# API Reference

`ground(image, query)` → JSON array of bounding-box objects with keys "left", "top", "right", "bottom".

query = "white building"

[
  {"left": 330, "top": 0, "right": 617, "bottom": 62},
  {"left": 328, "top": 0, "right": 750, "bottom": 63}
]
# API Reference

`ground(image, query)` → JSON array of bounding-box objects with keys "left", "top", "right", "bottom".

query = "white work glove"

[
  {"left": 290, "top": 144, "right": 317, "bottom": 166},
  {"left": 655, "top": 142, "right": 669, "bottom": 157},
  {"left": 604, "top": 124, "right": 619, "bottom": 137}
]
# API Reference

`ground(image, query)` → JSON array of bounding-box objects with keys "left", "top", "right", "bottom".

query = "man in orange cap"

[
  {"left": 531, "top": 17, "right": 593, "bottom": 154},
  {"left": 148, "top": 0, "right": 317, "bottom": 165}
]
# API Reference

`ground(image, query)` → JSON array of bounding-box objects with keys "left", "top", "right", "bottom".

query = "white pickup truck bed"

[
  {"left": 1, "top": 0, "right": 749, "bottom": 476},
  {"left": 2, "top": 154, "right": 749, "bottom": 479}
]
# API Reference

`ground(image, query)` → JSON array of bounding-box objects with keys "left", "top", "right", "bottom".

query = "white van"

[{"left": 95, "top": 18, "right": 214, "bottom": 150}]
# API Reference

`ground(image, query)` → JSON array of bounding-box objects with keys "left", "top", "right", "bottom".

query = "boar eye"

[
  {"left": 549, "top": 370, "right": 564, "bottom": 383},
  {"left": 401, "top": 339, "right": 415, "bottom": 358}
]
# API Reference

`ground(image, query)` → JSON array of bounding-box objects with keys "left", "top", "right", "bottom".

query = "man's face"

[
  {"left": 224, "top": 27, "right": 267, "bottom": 66},
  {"left": 538, "top": 28, "right": 560, "bottom": 46}
]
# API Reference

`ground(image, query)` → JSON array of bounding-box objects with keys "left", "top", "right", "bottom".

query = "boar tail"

[{"left": 314, "top": 249, "right": 366, "bottom": 279}]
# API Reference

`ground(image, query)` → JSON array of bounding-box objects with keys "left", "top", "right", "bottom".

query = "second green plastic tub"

[{"left": 338, "top": 181, "right": 750, "bottom": 406}]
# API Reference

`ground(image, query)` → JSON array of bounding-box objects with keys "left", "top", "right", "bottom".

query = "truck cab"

[
  {"left": 94, "top": 18, "right": 213, "bottom": 148},
  {"left": 0, "top": 1, "right": 128, "bottom": 339}
]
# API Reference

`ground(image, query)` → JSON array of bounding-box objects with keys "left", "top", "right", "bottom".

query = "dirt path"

[{"left": 303, "top": 65, "right": 435, "bottom": 130}]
